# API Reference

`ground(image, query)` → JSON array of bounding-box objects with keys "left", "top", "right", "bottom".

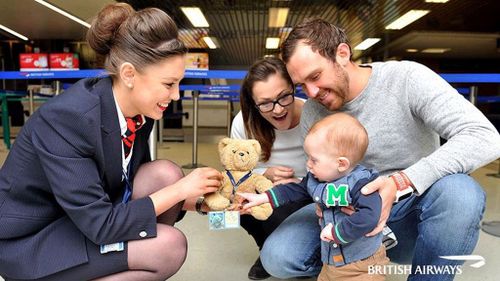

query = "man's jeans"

[{"left": 260, "top": 174, "right": 486, "bottom": 281}]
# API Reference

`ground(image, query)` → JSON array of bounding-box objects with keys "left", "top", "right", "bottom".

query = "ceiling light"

[
  {"left": 425, "top": 0, "right": 449, "bottom": 3},
  {"left": 385, "top": 10, "right": 430, "bottom": 30},
  {"left": 406, "top": 48, "right": 419, "bottom": 53},
  {"left": 266, "top": 37, "right": 280, "bottom": 49},
  {"left": 421, "top": 48, "right": 451, "bottom": 53},
  {"left": 269, "top": 8, "right": 289, "bottom": 27},
  {"left": 33, "top": 0, "right": 90, "bottom": 28},
  {"left": 0, "top": 24, "right": 28, "bottom": 41},
  {"left": 203, "top": 36, "right": 218, "bottom": 49},
  {"left": 181, "top": 7, "right": 209, "bottom": 27},
  {"left": 354, "top": 38, "right": 381, "bottom": 50}
]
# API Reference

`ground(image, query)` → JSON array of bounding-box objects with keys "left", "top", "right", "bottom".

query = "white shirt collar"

[
  {"left": 112, "top": 95, "right": 145, "bottom": 136},
  {"left": 114, "top": 97, "right": 128, "bottom": 137}
]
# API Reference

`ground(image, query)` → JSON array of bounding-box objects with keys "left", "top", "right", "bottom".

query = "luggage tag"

[
  {"left": 224, "top": 210, "right": 240, "bottom": 229},
  {"left": 208, "top": 211, "right": 240, "bottom": 230},
  {"left": 100, "top": 242, "right": 124, "bottom": 254}
]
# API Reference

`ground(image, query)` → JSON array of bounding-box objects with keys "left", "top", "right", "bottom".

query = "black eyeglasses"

[{"left": 255, "top": 93, "right": 295, "bottom": 113}]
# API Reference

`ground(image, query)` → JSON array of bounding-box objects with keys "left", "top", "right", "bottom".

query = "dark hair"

[
  {"left": 281, "top": 18, "right": 351, "bottom": 64},
  {"left": 86, "top": 3, "right": 187, "bottom": 77},
  {"left": 240, "top": 57, "right": 293, "bottom": 162}
]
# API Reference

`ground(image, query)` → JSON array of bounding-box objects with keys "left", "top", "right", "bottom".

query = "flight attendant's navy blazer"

[{"left": 0, "top": 77, "right": 158, "bottom": 279}]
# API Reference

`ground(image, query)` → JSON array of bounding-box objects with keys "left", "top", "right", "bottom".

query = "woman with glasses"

[{"left": 230, "top": 57, "right": 311, "bottom": 280}]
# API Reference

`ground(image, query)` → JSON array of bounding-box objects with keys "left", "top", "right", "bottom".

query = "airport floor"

[{"left": 0, "top": 127, "right": 499, "bottom": 281}]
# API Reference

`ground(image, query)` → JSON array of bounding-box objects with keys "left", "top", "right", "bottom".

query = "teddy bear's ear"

[
  {"left": 218, "top": 137, "right": 232, "bottom": 152},
  {"left": 249, "top": 139, "right": 261, "bottom": 156}
]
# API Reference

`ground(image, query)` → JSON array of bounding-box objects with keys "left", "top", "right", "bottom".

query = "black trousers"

[{"left": 241, "top": 199, "right": 312, "bottom": 250}]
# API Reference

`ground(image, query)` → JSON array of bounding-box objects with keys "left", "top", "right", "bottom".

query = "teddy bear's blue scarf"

[{"left": 225, "top": 170, "right": 253, "bottom": 194}]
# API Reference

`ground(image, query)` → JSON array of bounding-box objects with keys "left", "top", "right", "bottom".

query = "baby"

[{"left": 241, "top": 112, "right": 389, "bottom": 281}]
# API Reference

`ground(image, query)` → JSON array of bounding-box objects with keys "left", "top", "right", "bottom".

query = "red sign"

[
  {"left": 19, "top": 53, "right": 49, "bottom": 71},
  {"left": 49, "top": 53, "right": 79, "bottom": 70}
]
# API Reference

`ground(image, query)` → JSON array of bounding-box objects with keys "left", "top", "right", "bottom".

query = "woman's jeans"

[{"left": 260, "top": 174, "right": 486, "bottom": 281}]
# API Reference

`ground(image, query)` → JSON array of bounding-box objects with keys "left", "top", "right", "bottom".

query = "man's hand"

[{"left": 361, "top": 176, "right": 397, "bottom": 236}]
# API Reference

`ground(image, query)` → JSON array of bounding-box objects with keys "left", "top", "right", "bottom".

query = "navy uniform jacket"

[
  {"left": 0, "top": 77, "right": 158, "bottom": 279},
  {"left": 266, "top": 165, "right": 382, "bottom": 266}
]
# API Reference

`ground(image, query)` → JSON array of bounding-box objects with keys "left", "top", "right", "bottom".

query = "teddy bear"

[{"left": 204, "top": 137, "right": 273, "bottom": 220}]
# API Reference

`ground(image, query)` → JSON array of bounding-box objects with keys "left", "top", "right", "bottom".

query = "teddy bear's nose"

[{"left": 239, "top": 152, "right": 245, "bottom": 157}]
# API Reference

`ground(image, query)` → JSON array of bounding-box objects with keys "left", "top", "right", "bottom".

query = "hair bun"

[{"left": 86, "top": 3, "right": 134, "bottom": 55}]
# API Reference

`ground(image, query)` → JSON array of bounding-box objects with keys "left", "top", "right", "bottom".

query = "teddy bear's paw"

[
  {"left": 250, "top": 203, "right": 273, "bottom": 220},
  {"left": 253, "top": 177, "right": 273, "bottom": 193},
  {"left": 205, "top": 197, "right": 231, "bottom": 211}
]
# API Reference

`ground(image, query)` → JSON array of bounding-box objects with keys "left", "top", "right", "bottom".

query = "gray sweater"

[{"left": 301, "top": 61, "right": 500, "bottom": 194}]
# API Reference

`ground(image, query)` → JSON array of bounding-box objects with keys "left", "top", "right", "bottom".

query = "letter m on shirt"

[{"left": 325, "top": 183, "right": 349, "bottom": 207}]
